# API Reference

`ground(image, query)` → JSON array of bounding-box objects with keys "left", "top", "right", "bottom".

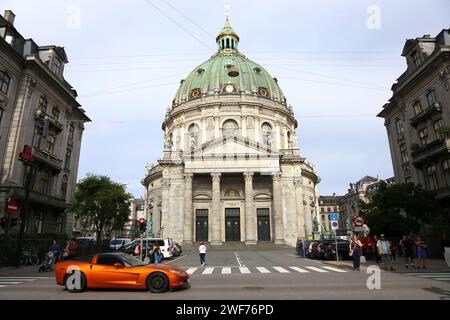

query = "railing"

[
  {"left": 411, "top": 138, "right": 450, "bottom": 165},
  {"left": 33, "top": 148, "right": 63, "bottom": 170},
  {"left": 410, "top": 102, "right": 442, "bottom": 127}
]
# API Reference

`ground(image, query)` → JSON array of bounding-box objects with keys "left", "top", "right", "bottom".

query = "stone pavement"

[{"left": 0, "top": 265, "right": 50, "bottom": 277}]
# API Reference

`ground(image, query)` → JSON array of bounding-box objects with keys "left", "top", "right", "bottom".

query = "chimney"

[
  {"left": 4, "top": 10, "right": 15, "bottom": 25},
  {"left": 333, "top": 193, "right": 336, "bottom": 197}
]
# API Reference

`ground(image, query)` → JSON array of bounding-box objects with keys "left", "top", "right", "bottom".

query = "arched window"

[
  {"left": 222, "top": 119, "right": 238, "bottom": 137},
  {"left": 188, "top": 123, "right": 200, "bottom": 148},
  {"left": 61, "top": 175, "right": 68, "bottom": 201},
  {"left": 287, "top": 131, "right": 292, "bottom": 149},
  {"left": 261, "top": 122, "right": 273, "bottom": 146}
]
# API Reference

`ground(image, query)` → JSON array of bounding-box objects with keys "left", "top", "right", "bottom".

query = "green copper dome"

[{"left": 172, "top": 20, "right": 287, "bottom": 107}]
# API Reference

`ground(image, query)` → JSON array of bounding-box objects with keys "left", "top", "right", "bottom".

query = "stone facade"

[
  {"left": 142, "top": 18, "right": 319, "bottom": 247},
  {"left": 377, "top": 29, "right": 450, "bottom": 225},
  {"left": 317, "top": 195, "right": 343, "bottom": 233},
  {"left": 0, "top": 11, "right": 90, "bottom": 236}
]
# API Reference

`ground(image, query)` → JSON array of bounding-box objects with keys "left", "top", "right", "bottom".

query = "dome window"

[
  {"left": 226, "top": 64, "right": 239, "bottom": 77},
  {"left": 222, "top": 119, "right": 239, "bottom": 137},
  {"left": 258, "top": 87, "right": 270, "bottom": 97},
  {"left": 253, "top": 67, "right": 261, "bottom": 73},
  {"left": 190, "top": 88, "right": 201, "bottom": 99},
  {"left": 197, "top": 68, "right": 205, "bottom": 74}
]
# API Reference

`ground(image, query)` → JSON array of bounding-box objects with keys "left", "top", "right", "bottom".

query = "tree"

[
  {"left": 363, "top": 182, "right": 441, "bottom": 237},
  {"left": 71, "top": 174, "right": 132, "bottom": 245}
]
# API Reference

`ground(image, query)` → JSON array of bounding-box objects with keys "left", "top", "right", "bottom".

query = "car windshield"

[
  {"left": 119, "top": 254, "right": 146, "bottom": 267},
  {"left": 111, "top": 239, "right": 124, "bottom": 245}
]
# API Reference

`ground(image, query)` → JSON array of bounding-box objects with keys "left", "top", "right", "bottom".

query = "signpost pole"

[{"left": 335, "top": 229, "right": 338, "bottom": 262}]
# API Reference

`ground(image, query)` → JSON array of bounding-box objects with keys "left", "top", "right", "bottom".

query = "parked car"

[
  {"left": 119, "top": 238, "right": 175, "bottom": 260},
  {"left": 322, "top": 240, "right": 351, "bottom": 261},
  {"left": 172, "top": 243, "right": 182, "bottom": 257},
  {"left": 110, "top": 238, "right": 132, "bottom": 250},
  {"left": 311, "top": 240, "right": 334, "bottom": 259},
  {"left": 55, "top": 252, "right": 189, "bottom": 293},
  {"left": 305, "top": 241, "right": 319, "bottom": 258}
]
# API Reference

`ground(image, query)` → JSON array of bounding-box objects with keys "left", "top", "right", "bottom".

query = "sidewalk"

[
  {"left": 322, "top": 258, "right": 450, "bottom": 273},
  {"left": 0, "top": 265, "right": 53, "bottom": 277}
]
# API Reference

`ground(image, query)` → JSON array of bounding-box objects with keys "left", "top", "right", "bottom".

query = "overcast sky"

[{"left": 2, "top": 0, "right": 449, "bottom": 197}]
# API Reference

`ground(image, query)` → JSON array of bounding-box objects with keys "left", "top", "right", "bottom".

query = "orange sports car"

[{"left": 55, "top": 252, "right": 189, "bottom": 293}]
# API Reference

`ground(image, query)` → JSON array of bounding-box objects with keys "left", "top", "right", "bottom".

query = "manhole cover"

[{"left": 242, "top": 286, "right": 265, "bottom": 291}]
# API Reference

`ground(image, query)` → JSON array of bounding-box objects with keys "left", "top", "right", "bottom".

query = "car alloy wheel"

[{"left": 147, "top": 272, "right": 169, "bottom": 293}]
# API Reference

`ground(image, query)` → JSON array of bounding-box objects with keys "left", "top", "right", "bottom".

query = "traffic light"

[
  {"left": 139, "top": 218, "right": 147, "bottom": 233},
  {"left": 0, "top": 216, "right": 8, "bottom": 230}
]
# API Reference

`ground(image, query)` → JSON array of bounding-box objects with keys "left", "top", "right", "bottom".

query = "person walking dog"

[{"left": 199, "top": 242, "right": 207, "bottom": 267}]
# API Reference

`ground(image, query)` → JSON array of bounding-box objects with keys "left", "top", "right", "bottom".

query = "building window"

[
  {"left": 39, "top": 170, "right": 51, "bottom": 195},
  {"left": 32, "top": 127, "right": 42, "bottom": 149},
  {"left": 222, "top": 119, "right": 238, "bottom": 137},
  {"left": 0, "top": 108, "right": 4, "bottom": 125},
  {"left": 188, "top": 123, "right": 200, "bottom": 148},
  {"left": 395, "top": 119, "right": 403, "bottom": 135},
  {"left": 68, "top": 123, "right": 74, "bottom": 145},
  {"left": 261, "top": 122, "right": 273, "bottom": 146},
  {"left": 411, "top": 50, "right": 421, "bottom": 69},
  {"left": 0, "top": 70, "right": 11, "bottom": 94},
  {"left": 426, "top": 165, "right": 438, "bottom": 190},
  {"left": 400, "top": 143, "right": 409, "bottom": 164},
  {"left": 64, "top": 149, "right": 72, "bottom": 171},
  {"left": 443, "top": 159, "right": 450, "bottom": 186},
  {"left": 419, "top": 128, "right": 429, "bottom": 145},
  {"left": 51, "top": 107, "right": 59, "bottom": 121},
  {"left": 413, "top": 101, "right": 423, "bottom": 115},
  {"left": 327, "top": 207, "right": 331, "bottom": 212},
  {"left": 320, "top": 208, "right": 324, "bottom": 212},
  {"left": 334, "top": 207, "right": 338, "bottom": 212},
  {"left": 35, "top": 211, "right": 44, "bottom": 234},
  {"left": 38, "top": 97, "right": 48, "bottom": 113},
  {"left": 44, "top": 135, "right": 55, "bottom": 154},
  {"left": 56, "top": 214, "right": 64, "bottom": 234},
  {"left": 434, "top": 119, "right": 445, "bottom": 140},
  {"left": 426, "top": 90, "right": 437, "bottom": 107},
  {"left": 61, "top": 175, "right": 68, "bottom": 200},
  {"left": 51, "top": 57, "right": 62, "bottom": 76}
]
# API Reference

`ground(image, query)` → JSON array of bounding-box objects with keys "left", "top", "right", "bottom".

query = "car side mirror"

[{"left": 114, "top": 263, "right": 124, "bottom": 269}]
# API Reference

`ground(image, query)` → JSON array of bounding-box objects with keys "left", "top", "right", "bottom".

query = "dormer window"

[
  {"left": 0, "top": 70, "right": 11, "bottom": 94},
  {"left": 51, "top": 56, "right": 62, "bottom": 76},
  {"left": 37, "top": 97, "right": 48, "bottom": 113},
  {"left": 51, "top": 107, "right": 59, "bottom": 121},
  {"left": 411, "top": 50, "right": 421, "bottom": 69},
  {"left": 426, "top": 90, "right": 437, "bottom": 107}
]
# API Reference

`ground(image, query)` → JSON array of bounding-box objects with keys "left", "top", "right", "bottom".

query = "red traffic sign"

[
  {"left": 7, "top": 201, "right": 18, "bottom": 214},
  {"left": 353, "top": 215, "right": 365, "bottom": 227},
  {"left": 331, "top": 221, "right": 339, "bottom": 230},
  {"left": 19, "top": 145, "right": 33, "bottom": 162}
]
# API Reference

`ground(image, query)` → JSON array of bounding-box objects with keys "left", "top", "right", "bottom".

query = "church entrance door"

[
  {"left": 257, "top": 208, "right": 270, "bottom": 241},
  {"left": 195, "top": 209, "right": 208, "bottom": 242},
  {"left": 225, "top": 208, "right": 240, "bottom": 241}
]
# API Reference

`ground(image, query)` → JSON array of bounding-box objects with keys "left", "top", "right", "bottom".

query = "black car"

[
  {"left": 306, "top": 241, "right": 321, "bottom": 258},
  {"left": 322, "top": 240, "right": 351, "bottom": 260}
]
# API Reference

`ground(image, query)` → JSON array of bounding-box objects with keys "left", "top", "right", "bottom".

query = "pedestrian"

[
  {"left": 415, "top": 235, "right": 428, "bottom": 269},
  {"left": 50, "top": 240, "right": 60, "bottom": 254},
  {"left": 373, "top": 235, "right": 381, "bottom": 263},
  {"left": 377, "top": 234, "right": 395, "bottom": 271},
  {"left": 399, "top": 235, "right": 407, "bottom": 258},
  {"left": 404, "top": 234, "right": 416, "bottom": 269},
  {"left": 365, "top": 235, "right": 374, "bottom": 260},
  {"left": 199, "top": 241, "right": 207, "bottom": 267},
  {"left": 65, "top": 238, "right": 78, "bottom": 261},
  {"left": 349, "top": 234, "right": 363, "bottom": 271},
  {"left": 152, "top": 244, "right": 162, "bottom": 264},
  {"left": 390, "top": 241, "right": 397, "bottom": 262},
  {"left": 296, "top": 239, "right": 304, "bottom": 257}
]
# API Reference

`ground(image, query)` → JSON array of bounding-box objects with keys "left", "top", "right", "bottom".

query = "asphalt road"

[{"left": 0, "top": 249, "right": 449, "bottom": 300}]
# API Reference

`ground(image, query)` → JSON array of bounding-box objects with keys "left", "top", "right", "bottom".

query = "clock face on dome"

[{"left": 224, "top": 84, "right": 236, "bottom": 93}]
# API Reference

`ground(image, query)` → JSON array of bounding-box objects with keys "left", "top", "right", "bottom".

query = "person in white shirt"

[{"left": 199, "top": 242, "right": 207, "bottom": 267}]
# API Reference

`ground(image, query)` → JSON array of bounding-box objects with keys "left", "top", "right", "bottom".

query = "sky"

[{"left": 2, "top": 0, "right": 449, "bottom": 197}]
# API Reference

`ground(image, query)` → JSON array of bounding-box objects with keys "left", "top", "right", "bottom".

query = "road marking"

[
  {"left": 286, "top": 254, "right": 301, "bottom": 258},
  {"left": 203, "top": 267, "right": 214, "bottom": 274},
  {"left": 222, "top": 267, "right": 231, "bottom": 274},
  {"left": 239, "top": 267, "right": 251, "bottom": 274},
  {"left": 406, "top": 273, "right": 450, "bottom": 277},
  {"left": 417, "top": 275, "right": 450, "bottom": 278},
  {"left": 234, "top": 252, "right": 245, "bottom": 267},
  {"left": 0, "top": 278, "right": 36, "bottom": 282},
  {"left": 433, "top": 278, "right": 450, "bottom": 281},
  {"left": 0, "top": 277, "right": 49, "bottom": 279},
  {"left": 0, "top": 282, "right": 22, "bottom": 285},
  {"left": 289, "top": 266, "right": 309, "bottom": 273},
  {"left": 0, "top": 285, "right": 5, "bottom": 288},
  {"left": 322, "top": 266, "right": 347, "bottom": 273},
  {"left": 163, "top": 254, "right": 187, "bottom": 265},
  {"left": 186, "top": 267, "right": 198, "bottom": 275},
  {"left": 305, "top": 259, "right": 322, "bottom": 264},
  {"left": 306, "top": 266, "right": 329, "bottom": 273},
  {"left": 273, "top": 267, "right": 290, "bottom": 273},
  {"left": 256, "top": 267, "right": 271, "bottom": 274}
]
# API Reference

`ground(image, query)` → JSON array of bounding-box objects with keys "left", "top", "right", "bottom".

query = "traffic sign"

[
  {"left": 353, "top": 215, "right": 365, "bottom": 227},
  {"left": 331, "top": 221, "right": 339, "bottom": 230},
  {"left": 330, "top": 213, "right": 338, "bottom": 221},
  {"left": 7, "top": 201, "right": 18, "bottom": 215}
]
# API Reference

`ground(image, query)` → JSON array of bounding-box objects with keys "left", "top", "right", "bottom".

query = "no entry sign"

[
  {"left": 7, "top": 201, "right": 18, "bottom": 214},
  {"left": 353, "top": 215, "right": 365, "bottom": 227}
]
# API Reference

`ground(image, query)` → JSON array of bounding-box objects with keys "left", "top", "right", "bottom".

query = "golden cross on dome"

[{"left": 225, "top": 0, "right": 230, "bottom": 23}]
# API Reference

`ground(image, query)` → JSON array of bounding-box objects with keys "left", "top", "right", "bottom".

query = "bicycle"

[{"left": 19, "top": 248, "right": 40, "bottom": 266}]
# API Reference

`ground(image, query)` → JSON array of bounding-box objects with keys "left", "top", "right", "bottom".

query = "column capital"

[
  {"left": 211, "top": 172, "right": 221, "bottom": 182},
  {"left": 162, "top": 179, "right": 170, "bottom": 189},
  {"left": 294, "top": 178, "right": 302, "bottom": 188},
  {"left": 243, "top": 172, "right": 254, "bottom": 182},
  {"left": 272, "top": 172, "right": 282, "bottom": 181},
  {"left": 184, "top": 173, "right": 193, "bottom": 182}
]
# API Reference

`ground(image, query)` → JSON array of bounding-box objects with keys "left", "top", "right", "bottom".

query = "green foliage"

[
  {"left": 363, "top": 182, "right": 441, "bottom": 237},
  {"left": 70, "top": 174, "right": 132, "bottom": 243}
]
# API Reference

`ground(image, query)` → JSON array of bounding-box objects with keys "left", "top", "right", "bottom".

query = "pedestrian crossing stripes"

[
  {"left": 0, "top": 277, "right": 45, "bottom": 288},
  {"left": 405, "top": 273, "right": 450, "bottom": 283},
  {"left": 182, "top": 266, "right": 347, "bottom": 275}
]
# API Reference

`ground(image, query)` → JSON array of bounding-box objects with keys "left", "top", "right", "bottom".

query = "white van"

[
  {"left": 110, "top": 238, "right": 131, "bottom": 250},
  {"left": 119, "top": 237, "right": 174, "bottom": 259}
]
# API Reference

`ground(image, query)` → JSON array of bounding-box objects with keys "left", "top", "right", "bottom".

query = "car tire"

[
  {"left": 64, "top": 272, "right": 87, "bottom": 293},
  {"left": 147, "top": 272, "right": 169, "bottom": 293}
]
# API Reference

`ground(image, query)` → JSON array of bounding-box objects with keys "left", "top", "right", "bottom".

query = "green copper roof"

[{"left": 172, "top": 21, "right": 286, "bottom": 107}]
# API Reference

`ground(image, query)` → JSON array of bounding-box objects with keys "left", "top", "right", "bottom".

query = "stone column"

[
  {"left": 211, "top": 173, "right": 222, "bottom": 245},
  {"left": 152, "top": 198, "right": 160, "bottom": 237},
  {"left": 241, "top": 116, "right": 247, "bottom": 137},
  {"left": 272, "top": 172, "right": 284, "bottom": 244},
  {"left": 244, "top": 172, "right": 256, "bottom": 244},
  {"left": 161, "top": 179, "right": 170, "bottom": 238},
  {"left": 201, "top": 118, "right": 207, "bottom": 144},
  {"left": 294, "top": 178, "right": 305, "bottom": 239},
  {"left": 180, "top": 126, "right": 185, "bottom": 150},
  {"left": 214, "top": 117, "right": 220, "bottom": 139},
  {"left": 183, "top": 173, "right": 193, "bottom": 243},
  {"left": 275, "top": 121, "right": 281, "bottom": 149}
]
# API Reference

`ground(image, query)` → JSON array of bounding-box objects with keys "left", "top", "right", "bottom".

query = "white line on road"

[
  {"left": 0, "top": 285, "right": 5, "bottom": 288},
  {"left": 0, "top": 277, "right": 49, "bottom": 279},
  {"left": 289, "top": 266, "right": 309, "bottom": 273},
  {"left": 234, "top": 252, "right": 245, "bottom": 267},
  {"left": 273, "top": 267, "right": 290, "bottom": 273},
  {"left": 322, "top": 266, "right": 348, "bottom": 273},
  {"left": 256, "top": 267, "right": 271, "bottom": 274},
  {"left": 305, "top": 259, "right": 322, "bottom": 264},
  {"left": 432, "top": 278, "right": 450, "bottom": 281},
  {"left": 306, "top": 266, "right": 329, "bottom": 273},
  {"left": 0, "top": 282, "right": 22, "bottom": 285},
  {"left": 0, "top": 279, "right": 36, "bottom": 282},
  {"left": 286, "top": 254, "right": 300, "bottom": 258},
  {"left": 406, "top": 273, "right": 450, "bottom": 277},
  {"left": 163, "top": 254, "right": 187, "bottom": 265},
  {"left": 222, "top": 267, "right": 231, "bottom": 274},
  {"left": 186, "top": 268, "right": 198, "bottom": 274},
  {"left": 202, "top": 267, "right": 214, "bottom": 274},
  {"left": 239, "top": 267, "right": 251, "bottom": 274}
]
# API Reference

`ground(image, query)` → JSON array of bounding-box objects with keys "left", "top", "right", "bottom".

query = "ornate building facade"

[{"left": 142, "top": 17, "right": 319, "bottom": 247}]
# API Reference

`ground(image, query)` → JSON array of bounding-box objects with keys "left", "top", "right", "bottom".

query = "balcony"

[
  {"left": 410, "top": 102, "right": 442, "bottom": 128},
  {"left": 411, "top": 138, "right": 450, "bottom": 166},
  {"left": 9, "top": 187, "right": 68, "bottom": 210},
  {"left": 35, "top": 110, "right": 63, "bottom": 133},
  {"left": 33, "top": 148, "right": 63, "bottom": 171}
]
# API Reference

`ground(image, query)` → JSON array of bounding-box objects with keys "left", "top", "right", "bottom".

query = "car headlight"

[{"left": 169, "top": 269, "right": 186, "bottom": 276}]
